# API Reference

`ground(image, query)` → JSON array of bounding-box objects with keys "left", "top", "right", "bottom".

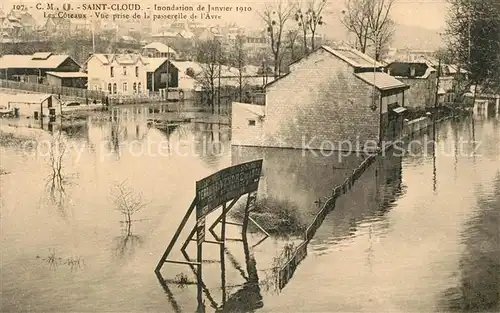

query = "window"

[
  {"left": 108, "top": 83, "right": 112, "bottom": 93},
  {"left": 123, "top": 66, "right": 127, "bottom": 75},
  {"left": 248, "top": 119, "right": 256, "bottom": 126},
  {"left": 112, "top": 83, "right": 117, "bottom": 94},
  {"left": 123, "top": 82, "right": 127, "bottom": 93},
  {"left": 135, "top": 66, "right": 139, "bottom": 77},
  {"left": 110, "top": 66, "right": 114, "bottom": 77},
  {"left": 133, "top": 82, "right": 137, "bottom": 93},
  {"left": 137, "top": 82, "right": 142, "bottom": 93}
]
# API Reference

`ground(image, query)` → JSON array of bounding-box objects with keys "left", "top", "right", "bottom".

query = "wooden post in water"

[{"left": 434, "top": 58, "right": 442, "bottom": 120}]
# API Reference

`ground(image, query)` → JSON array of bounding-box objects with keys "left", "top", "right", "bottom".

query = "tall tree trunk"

[
  {"left": 126, "top": 213, "right": 131, "bottom": 235},
  {"left": 302, "top": 29, "right": 308, "bottom": 55}
]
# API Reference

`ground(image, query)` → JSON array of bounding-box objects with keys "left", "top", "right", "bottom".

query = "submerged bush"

[{"left": 230, "top": 197, "right": 306, "bottom": 237}]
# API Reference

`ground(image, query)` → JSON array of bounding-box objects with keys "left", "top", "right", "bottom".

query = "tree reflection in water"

[
  {"left": 44, "top": 130, "right": 75, "bottom": 218},
  {"left": 113, "top": 233, "right": 144, "bottom": 260}
]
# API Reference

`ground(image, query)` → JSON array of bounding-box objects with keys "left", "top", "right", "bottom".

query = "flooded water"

[{"left": 1, "top": 106, "right": 499, "bottom": 313}]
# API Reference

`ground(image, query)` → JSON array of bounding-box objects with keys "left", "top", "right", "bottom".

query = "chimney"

[{"left": 410, "top": 65, "right": 416, "bottom": 77}]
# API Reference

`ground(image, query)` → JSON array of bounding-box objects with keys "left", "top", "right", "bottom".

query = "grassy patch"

[
  {"left": 229, "top": 197, "right": 306, "bottom": 237},
  {"left": 0, "top": 131, "right": 37, "bottom": 148}
]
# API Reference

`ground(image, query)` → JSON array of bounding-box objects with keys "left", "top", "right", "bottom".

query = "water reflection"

[
  {"left": 440, "top": 173, "right": 500, "bottom": 312},
  {"left": 231, "top": 146, "right": 366, "bottom": 224},
  {"left": 156, "top": 229, "right": 264, "bottom": 313},
  {"left": 44, "top": 129, "right": 76, "bottom": 218},
  {"left": 113, "top": 234, "right": 144, "bottom": 260},
  {"left": 1, "top": 108, "right": 499, "bottom": 313}
]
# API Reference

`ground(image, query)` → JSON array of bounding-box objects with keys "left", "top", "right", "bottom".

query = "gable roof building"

[
  {"left": 233, "top": 45, "right": 409, "bottom": 150},
  {"left": 0, "top": 52, "right": 81, "bottom": 79}
]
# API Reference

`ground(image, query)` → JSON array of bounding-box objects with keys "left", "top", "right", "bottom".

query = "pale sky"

[{"left": 1, "top": 0, "right": 449, "bottom": 31}]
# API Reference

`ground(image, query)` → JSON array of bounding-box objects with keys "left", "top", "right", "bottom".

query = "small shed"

[
  {"left": 0, "top": 93, "right": 62, "bottom": 118},
  {"left": 46, "top": 71, "right": 88, "bottom": 88}
]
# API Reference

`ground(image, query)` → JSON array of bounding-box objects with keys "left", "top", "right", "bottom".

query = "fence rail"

[
  {"left": 278, "top": 155, "right": 377, "bottom": 291},
  {"left": 0, "top": 79, "right": 106, "bottom": 100}
]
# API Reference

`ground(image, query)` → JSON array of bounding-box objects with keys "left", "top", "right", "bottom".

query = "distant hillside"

[
  {"left": 391, "top": 24, "right": 445, "bottom": 50},
  {"left": 320, "top": 13, "right": 445, "bottom": 51}
]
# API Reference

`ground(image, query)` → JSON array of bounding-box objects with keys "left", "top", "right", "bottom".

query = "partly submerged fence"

[
  {"left": 277, "top": 111, "right": 466, "bottom": 290},
  {"left": 278, "top": 154, "right": 377, "bottom": 290},
  {"left": 0, "top": 79, "right": 106, "bottom": 100}
]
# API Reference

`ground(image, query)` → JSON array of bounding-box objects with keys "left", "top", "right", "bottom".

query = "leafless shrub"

[{"left": 111, "top": 180, "right": 147, "bottom": 236}]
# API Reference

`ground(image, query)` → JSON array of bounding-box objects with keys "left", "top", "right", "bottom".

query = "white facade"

[
  {"left": 231, "top": 102, "right": 265, "bottom": 147},
  {"left": 86, "top": 54, "right": 148, "bottom": 95}
]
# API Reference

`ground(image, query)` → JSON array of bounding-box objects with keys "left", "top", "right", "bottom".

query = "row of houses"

[
  {"left": 0, "top": 48, "right": 273, "bottom": 100},
  {"left": 0, "top": 44, "right": 465, "bottom": 107},
  {"left": 231, "top": 45, "right": 466, "bottom": 152}
]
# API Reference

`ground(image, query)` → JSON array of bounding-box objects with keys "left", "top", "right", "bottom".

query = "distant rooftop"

[
  {"left": 355, "top": 72, "right": 408, "bottom": 91},
  {"left": 143, "top": 42, "right": 177, "bottom": 54},
  {"left": 46, "top": 71, "right": 87, "bottom": 78},
  {"left": 0, "top": 53, "right": 78, "bottom": 69},
  {"left": 89, "top": 54, "right": 146, "bottom": 65},
  {"left": 322, "top": 46, "right": 385, "bottom": 68}
]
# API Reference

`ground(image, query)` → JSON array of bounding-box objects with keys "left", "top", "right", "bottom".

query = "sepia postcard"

[{"left": 0, "top": 0, "right": 499, "bottom": 312}]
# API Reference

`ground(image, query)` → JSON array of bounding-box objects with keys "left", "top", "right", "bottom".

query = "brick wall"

[
  {"left": 399, "top": 72, "right": 437, "bottom": 109},
  {"left": 264, "top": 48, "right": 381, "bottom": 151}
]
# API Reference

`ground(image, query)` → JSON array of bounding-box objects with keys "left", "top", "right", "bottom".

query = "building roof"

[
  {"left": 46, "top": 71, "right": 87, "bottom": 78},
  {"left": 151, "top": 31, "right": 179, "bottom": 38},
  {"left": 386, "top": 62, "right": 436, "bottom": 79},
  {"left": 87, "top": 53, "right": 147, "bottom": 65},
  {"left": 170, "top": 61, "right": 204, "bottom": 76},
  {"left": 288, "top": 45, "right": 385, "bottom": 70},
  {"left": 446, "top": 64, "right": 469, "bottom": 74},
  {"left": 1, "top": 92, "right": 53, "bottom": 104},
  {"left": 143, "top": 42, "right": 177, "bottom": 54},
  {"left": 322, "top": 46, "right": 385, "bottom": 68},
  {"left": 144, "top": 57, "right": 168, "bottom": 72},
  {"left": 179, "top": 29, "right": 195, "bottom": 39},
  {"left": 355, "top": 72, "right": 408, "bottom": 91},
  {"left": 0, "top": 53, "right": 78, "bottom": 69},
  {"left": 232, "top": 102, "right": 265, "bottom": 117}
]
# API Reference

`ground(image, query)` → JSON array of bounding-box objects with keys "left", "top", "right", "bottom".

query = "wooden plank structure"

[{"left": 155, "top": 159, "right": 265, "bottom": 307}]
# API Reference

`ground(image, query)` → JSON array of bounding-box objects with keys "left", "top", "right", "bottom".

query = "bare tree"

[
  {"left": 285, "top": 28, "right": 301, "bottom": 61},
  {"left": 366, "top": 0, "right": 395, "bottom": 61},
  {"left": 295, "top": 2, "right": 310, "bottom": 54},
  {"left": 229, "top": 35, "right": 248, "bottom": 103},
  {"left": 194, "top": 39, "right": 224, "bottom": 113},
  {"left": 341, "top": 0, "right": 372, "bottom": 53},
  {"left": 307, "top": 0, "right": 328, "bottom": 50},
  {"left": 259, "top": 0, "right": 296, "bottom": 77},
  {"left": 111, "top": 180, "right": 147, "bottom": 236},
  {"left": 341, "top": 0, "right": 395, "bottom": 59}
]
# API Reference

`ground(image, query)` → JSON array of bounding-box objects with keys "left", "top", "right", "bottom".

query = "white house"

[
  {"left": 142, "top": 42, "right": 177, "bottom": 59},
  {"left": 85, "top": 54, "right": 148, "bottom": 95}
]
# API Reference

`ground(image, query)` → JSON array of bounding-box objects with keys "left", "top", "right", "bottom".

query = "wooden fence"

[
  {"left": 0, "top": 79, "right": 106, "bottom": 100},
  {"left": 278, "top": 155, "right": 377, "bottom": 290}
]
